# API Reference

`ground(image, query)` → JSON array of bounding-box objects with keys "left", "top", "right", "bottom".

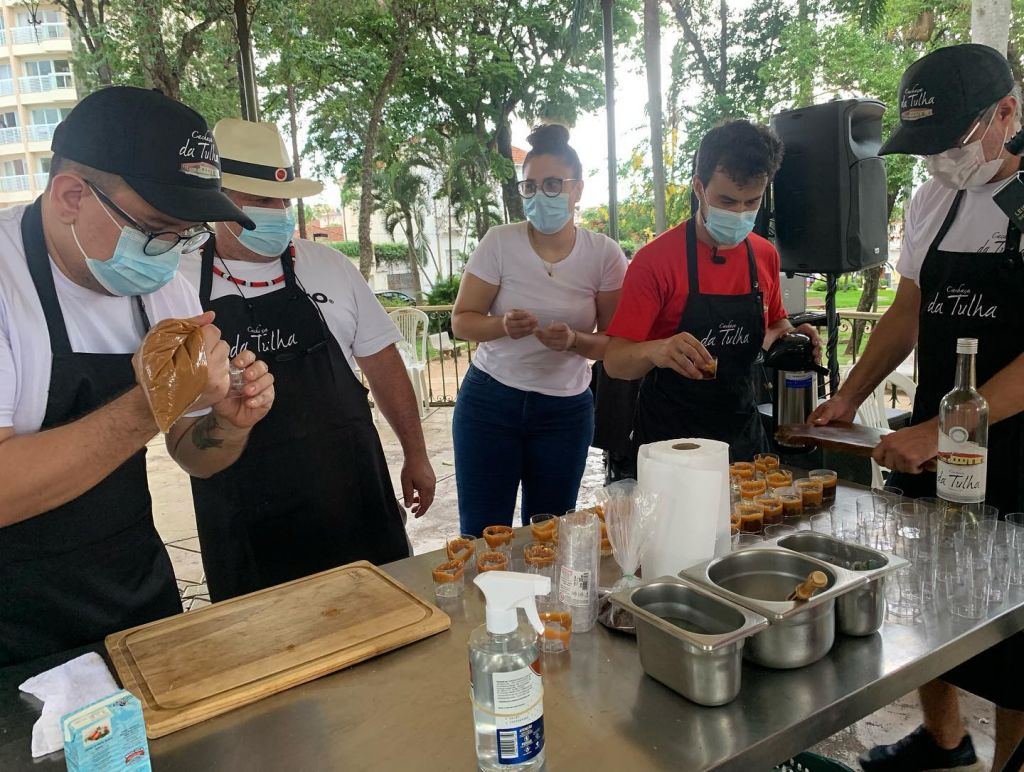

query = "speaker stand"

[{"left": 825, "top": 273, "right": 841, "bottom": 395}]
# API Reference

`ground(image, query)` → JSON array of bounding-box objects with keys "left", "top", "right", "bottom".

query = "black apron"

[
  {"left": 887, "top": 185, "right": 1024, "bottom": 710},
  {"left": 190, "top": 241, "right": 410, "bottom": 602},
  {"left": 0, "top": 198, "right": 180, "bottom": 666},
  {"left": 633, "top": 219, "right": 768, "bottom": 461}
]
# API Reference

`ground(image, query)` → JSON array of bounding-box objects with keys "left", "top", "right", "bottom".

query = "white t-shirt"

[
  {"left": 179, "top": 238, "right": 401, "bottom": 370},
  {"left": 897, "top": 175, "right": 1022, "bottom": 286},
  {"left": 0, "top": 204, "right": 205, "bottom": 434},
  {"left": 465, "top": 223, "right": 627, "bottom": 397}
]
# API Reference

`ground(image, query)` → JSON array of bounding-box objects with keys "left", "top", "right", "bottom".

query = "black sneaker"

[{"left": 859, "top": 726, "right": 985, "bottom": 771}]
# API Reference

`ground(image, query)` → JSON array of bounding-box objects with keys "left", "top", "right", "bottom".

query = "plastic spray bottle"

[{"left": 470, "top": 571, "right": 551, "bottom": 771}]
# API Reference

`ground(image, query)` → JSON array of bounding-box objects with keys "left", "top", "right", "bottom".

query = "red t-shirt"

[{"left": 608, "top": 220, "right": 789, "bottom": 342}]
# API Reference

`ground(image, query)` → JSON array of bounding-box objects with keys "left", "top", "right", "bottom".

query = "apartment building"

[{"left": 0, "top": 3, "right": 76, "bottom": 207}]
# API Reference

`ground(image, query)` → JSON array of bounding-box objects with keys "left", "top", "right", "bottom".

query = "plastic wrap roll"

[{"left": 638, "top": 439, "right": 730, "bottom": 578}]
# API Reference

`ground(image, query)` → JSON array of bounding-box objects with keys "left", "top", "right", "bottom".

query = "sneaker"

[{"left": 859, "top": 726, "right": 985, "bottom": 771}]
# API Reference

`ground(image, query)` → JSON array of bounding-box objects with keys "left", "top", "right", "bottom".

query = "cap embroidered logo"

[
  {"left": 901, "top": 84, "right": 935, "bottom": 121},
  {"left": 180, "top": 162, "right": 220, "bottom": 180}
]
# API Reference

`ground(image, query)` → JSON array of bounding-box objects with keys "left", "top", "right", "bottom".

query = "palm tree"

[
  {"left": 372, "top": 158, "right": 430, "bottom": 300},
  {"left": 644, "top": 0, "right": 667, "bottom": 234}
]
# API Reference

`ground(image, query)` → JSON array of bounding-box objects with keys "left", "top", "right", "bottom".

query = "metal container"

[
  {"left": 773, "top": 532, "right": 909, "bottom": 637},
  {"left": 682, "top": 549, "right": 865, "bottom": 669},
  {"left": 610, "top": 576, "right": 768, "bottom": 706}
]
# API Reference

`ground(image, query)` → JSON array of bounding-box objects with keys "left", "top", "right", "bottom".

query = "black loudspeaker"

[{"left": 771, "top": 99, "right": 889, "bottom": 274}]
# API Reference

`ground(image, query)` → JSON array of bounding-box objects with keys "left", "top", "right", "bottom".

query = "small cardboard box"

[{"left": 61, "top": 690, "right": 151, "bottom": 771}]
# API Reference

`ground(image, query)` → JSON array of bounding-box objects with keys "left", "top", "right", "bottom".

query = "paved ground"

[{"left": 147, "top": 407, "right": 998, "bottom": 771}]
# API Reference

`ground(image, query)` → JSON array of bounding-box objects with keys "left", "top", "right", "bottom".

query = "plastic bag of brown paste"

[{"left": 137, "top": 318, "right": 209, "bottom": 432}]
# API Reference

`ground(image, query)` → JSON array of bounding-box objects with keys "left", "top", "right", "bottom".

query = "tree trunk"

[
  {"left": 287, "top": 81, "right": 307, "bottom": 240},
  {"left": 644, "top": 0, "right": 667, "bottom": 234},
  {"left": 972, "top": 0, "right": 1011, "bottom": 55},
  {"left": 602, "top": 0, "right": 618, "bottom": 242},
  {"left": 357, "top": 43, "right": 409, "bottom": 280},
  {"left": 495, "top": 116, "right": 524, "bottom": 222},
  {"left": 403, "top": 210, "right": 423, "bottom": 300}
]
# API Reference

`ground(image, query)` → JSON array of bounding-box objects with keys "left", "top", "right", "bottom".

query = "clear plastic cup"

[
  {"left": 446, "top": 534, "right": 477, "bottom": 570},
  {"left": 538, "top": 597, "right": 572, "bottom": 653},
  {"left": 856, "top": 494, "right": 893, "bottom": 551},
  {"left": 796, "top": 478, "right": 824, "bottom": 514},
  {"left": 734, "top": 502, "right": 764, "bottom": 534},
  {"left": 482, "top": 525, "right": 515, "bottom": 552},
  {"left": 809, "top": 469, "right": 838, "bottom": 502},
  {"left": 734, "top": 532, "right": 763, "bottom": 550},
  {"left": 477, "top": 551, "right": 509, "bottom": 573},
  {"left": 990, "top": 545, "right": 1012, "bottom": 606},
  {"left": 530, "top": 514, "right": 559, "bottom": 544},
  {"left": 740, "top": 478, "right": 768, "bottom": 500},
  {"left": 524, "top": 541, "right": 558, "bottom": 582},
  {"left": 765, "top": 523, "right": 797, "bottom": 540},
  {"left": 829, "top": 503, "right": 856, "bottom": 540},
  {"left": 776, "top": 486, "right": 803, "bottom": 520},
  {"left": 766, "top": 469, "right": 794, "bottom": 491},
  {"left": 872, "top": 485, "right": 903, "bottom": 498},
  {"left": 730, "top": 462, "right": 755, "bottom": 481},
  {"left": 432, "top": 558, "right": 465, "bottom": 598},
  {"left": 810, "top": 513, "right": 832, "bottom": 534},
  {"left": 754, "top": 453, "right": 781, "bottom": 478},
  {"left": 944, "top": 540, "right": 992, "bottom": 619},
  {"left": 754, "top": 494, "right": 784, "bottom": 526}
]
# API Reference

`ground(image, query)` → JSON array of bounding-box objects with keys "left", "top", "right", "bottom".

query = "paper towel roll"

[{"left": 638, "top": 438, "right": 731, "bottom": 578}]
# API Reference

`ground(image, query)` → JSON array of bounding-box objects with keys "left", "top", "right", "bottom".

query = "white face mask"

[{"left": 925, "top": 112, "right": 1007, "bottom": 190}]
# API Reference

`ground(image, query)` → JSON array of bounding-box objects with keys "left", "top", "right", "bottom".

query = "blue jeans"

[{"left": 453, "top": 365, "right": 595, "bottom": 537}]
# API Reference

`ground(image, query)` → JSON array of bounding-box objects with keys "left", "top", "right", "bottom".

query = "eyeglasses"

[
  {"left": 517, "top": 177, "right": 579, "bottom": 199},
  {"left": 88, "top": 182, "right": 212, "bottom": 256}
]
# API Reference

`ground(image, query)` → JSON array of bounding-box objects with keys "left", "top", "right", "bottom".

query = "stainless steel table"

[{"left": 3, "top": 484, "right": 1023, "bottom": 771}]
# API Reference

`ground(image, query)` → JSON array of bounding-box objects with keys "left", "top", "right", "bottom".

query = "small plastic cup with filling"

[
  {"left": 524, "top": 542, "right": 557, "bottom": 578},
  {"left": 530, "top": 514, "right": 559, "bottom": 544},
  {"left": 754, "top": 493, "right": 784, "bottom": 526},
  {"left": 767, "top": 469, "right": 794, "bottom": 491},
  {"left": 810, "top": 469, "right": 838, "bottom": 502},
  {"left": 735, "top": 502, "right": 764, "bottom": 534},
  {"left": 740, "top": 478, "right": 768, "bottom": 500},
  {"left": 754, "top": 452, "right": 781, "bottom": 477},
  {"left": 432, "top": 559, "right": 465, "bottom": 598},
  {"left": 776, "top": 486, "right": 804, "bottom": 520},
  {"left": 538, "top": 597, "right": 572, "bottom": 653},
  {"left": 796, "top": 478, "right": 825, "bottom": 513},
  {"left": 730, "top": 462, "right": 756, "bottom": 481},
  {"left": 446, "top": 534, "right": 477, "bottom": 568},
  {"left": 477, "top": 550, "right": 509, "bottom": 573}
]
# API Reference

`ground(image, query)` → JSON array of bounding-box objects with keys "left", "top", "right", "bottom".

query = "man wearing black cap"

[
  {"left": 0, "top": 87, "right": 277, "bottom": 666},
  {"left": 812, "top": 44, "right": 1024, "bottom": 772}
]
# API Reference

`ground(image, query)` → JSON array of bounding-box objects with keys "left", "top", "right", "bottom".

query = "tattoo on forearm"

[{"left": 191, "top": 415, "right": 224, "bottom": 450}]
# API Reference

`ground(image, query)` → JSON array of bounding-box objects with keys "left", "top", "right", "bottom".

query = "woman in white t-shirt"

[{"left": 451, "top": 125, "right": 627, "bottom": 536}]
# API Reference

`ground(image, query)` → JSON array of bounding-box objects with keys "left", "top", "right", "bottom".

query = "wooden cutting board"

[
  {"left": 777, "top": 421, "right": 937, "bottom": 470},
  {"left": 106, "top": 561, "right": 450, "bottom": 738},
  {"left": 776, "top": 421, "right": 890, "bottom": 455}
]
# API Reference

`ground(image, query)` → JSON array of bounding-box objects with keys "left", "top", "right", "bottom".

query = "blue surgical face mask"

[
  {"left": 523, "top": 193, "right": 571, "bottom": 235},
  {"left": 228, "top": 205, "right": 296, "bottom": 257},
  {"left": 74, "top": 197, "right": 181, "bottom": 297},
  {"left": 702, "top": 200, "right": 758, "bottom": 247}
]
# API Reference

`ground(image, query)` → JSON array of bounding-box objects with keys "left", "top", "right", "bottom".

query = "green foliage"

[
  {"left": 327, "top": 241, "right": 409, "bottom": 265},
  {"left": 426, "top": 276, "right": 461, "bottom": 306}
]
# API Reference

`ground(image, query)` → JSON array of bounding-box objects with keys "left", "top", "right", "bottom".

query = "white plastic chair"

[
  {"left": 844, "top": 367, "right": 918, "bottom": 489},
  {"left": 389, "top": 308, "right": 429, "bottom": 418},
  {"left": 429, "top": 331, "right": 467, "bottom": 359}
]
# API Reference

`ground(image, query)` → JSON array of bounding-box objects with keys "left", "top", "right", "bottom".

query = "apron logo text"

[
  {"left": 229, "top": 329, "right": 299, "bottom": 358},
  {"left": 700, "top": 321, "right": 750, "bottom": 348},
  {"left": 925, "top": 285, "right": 998, "bottom": 319}
]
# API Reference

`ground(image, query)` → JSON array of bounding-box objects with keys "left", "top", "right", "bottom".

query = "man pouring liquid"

[{"left": 604, "top": 120, "right": 820, "bottom": 458}]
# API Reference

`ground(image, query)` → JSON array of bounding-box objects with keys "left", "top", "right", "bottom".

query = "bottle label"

[
  {"left": 558, "top": 566, "right": 591, "bottom": 606},
  {"left": 936, "top": 426, "right": 987, "bottom": 503},
  {"left": 491, "top": 663, "right": 544, "bottom": 764}
]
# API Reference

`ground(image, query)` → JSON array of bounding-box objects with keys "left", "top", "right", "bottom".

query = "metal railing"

[
  {"left": 0, "top": 174, "right": 30, "bottom": 192},
  {"left": 408, "top": 305, "right": 477, "bottom": 406},
  {"left": 11, "top": 24, "right": 69, "bottom": 45},
  {"left": 26, "top": 122, "right": 58, "bottom": 142},
  {"left": 33, "top": 171, "right": 47, "bottom": 188},
  {"left": 0, "top": 125, "right": 20, "bottom": 144},
  {"left": 19, "top": 73, "right": 73, "bottom": 93},
  {"left": 834, "top": 308, "right": 918, "bottom": 406},
  {"left": 0, "top": 79, "right": 14, "bottom": 97}
]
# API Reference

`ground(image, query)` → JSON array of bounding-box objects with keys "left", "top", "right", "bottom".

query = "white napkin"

[{"left": 18, "top": 652, "right": 118, "bottom": 758}]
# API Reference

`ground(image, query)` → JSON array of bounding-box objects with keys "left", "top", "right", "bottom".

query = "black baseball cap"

[
  {"left": 880, "top": 44, "right": 1015, "bottom": 156},
  {"left": 52, "top": 86, "right": 254, "bottom": 229}
]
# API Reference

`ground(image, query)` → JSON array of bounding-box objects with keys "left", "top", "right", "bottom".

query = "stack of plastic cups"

[
  {"left": 1005, "top": 513, "right": 1024, "bottom": 589},
  {"left": 947, "top": 528, "right": 992, "bottom": 619},
  {"left": 889, "top": 501, "right": 927, "bottom": 617},
  {"left": 557, "top": 510, "right": 600, "bottom": 633}
]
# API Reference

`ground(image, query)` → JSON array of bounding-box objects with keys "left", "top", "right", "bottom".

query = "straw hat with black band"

[{"left": 214, "top": 119, "right": 323, "bottom": 199}]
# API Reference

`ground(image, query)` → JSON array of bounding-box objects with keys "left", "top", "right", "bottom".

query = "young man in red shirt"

[{"left": 604, "top": 119, "right": 820, "bottom": 458}]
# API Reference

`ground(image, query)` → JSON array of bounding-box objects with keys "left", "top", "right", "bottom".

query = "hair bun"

[{"left": 527, "top": 124, "right": 570, "bottom": 152}]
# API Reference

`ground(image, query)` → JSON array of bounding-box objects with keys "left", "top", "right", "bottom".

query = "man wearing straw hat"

[{"left": 179, "top": 118, "right": 435, "bottom": 602}]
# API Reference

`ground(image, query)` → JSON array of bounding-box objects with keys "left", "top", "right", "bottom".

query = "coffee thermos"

[{"left": 764, "top": 333, "right": 829, "bottom": 446}]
